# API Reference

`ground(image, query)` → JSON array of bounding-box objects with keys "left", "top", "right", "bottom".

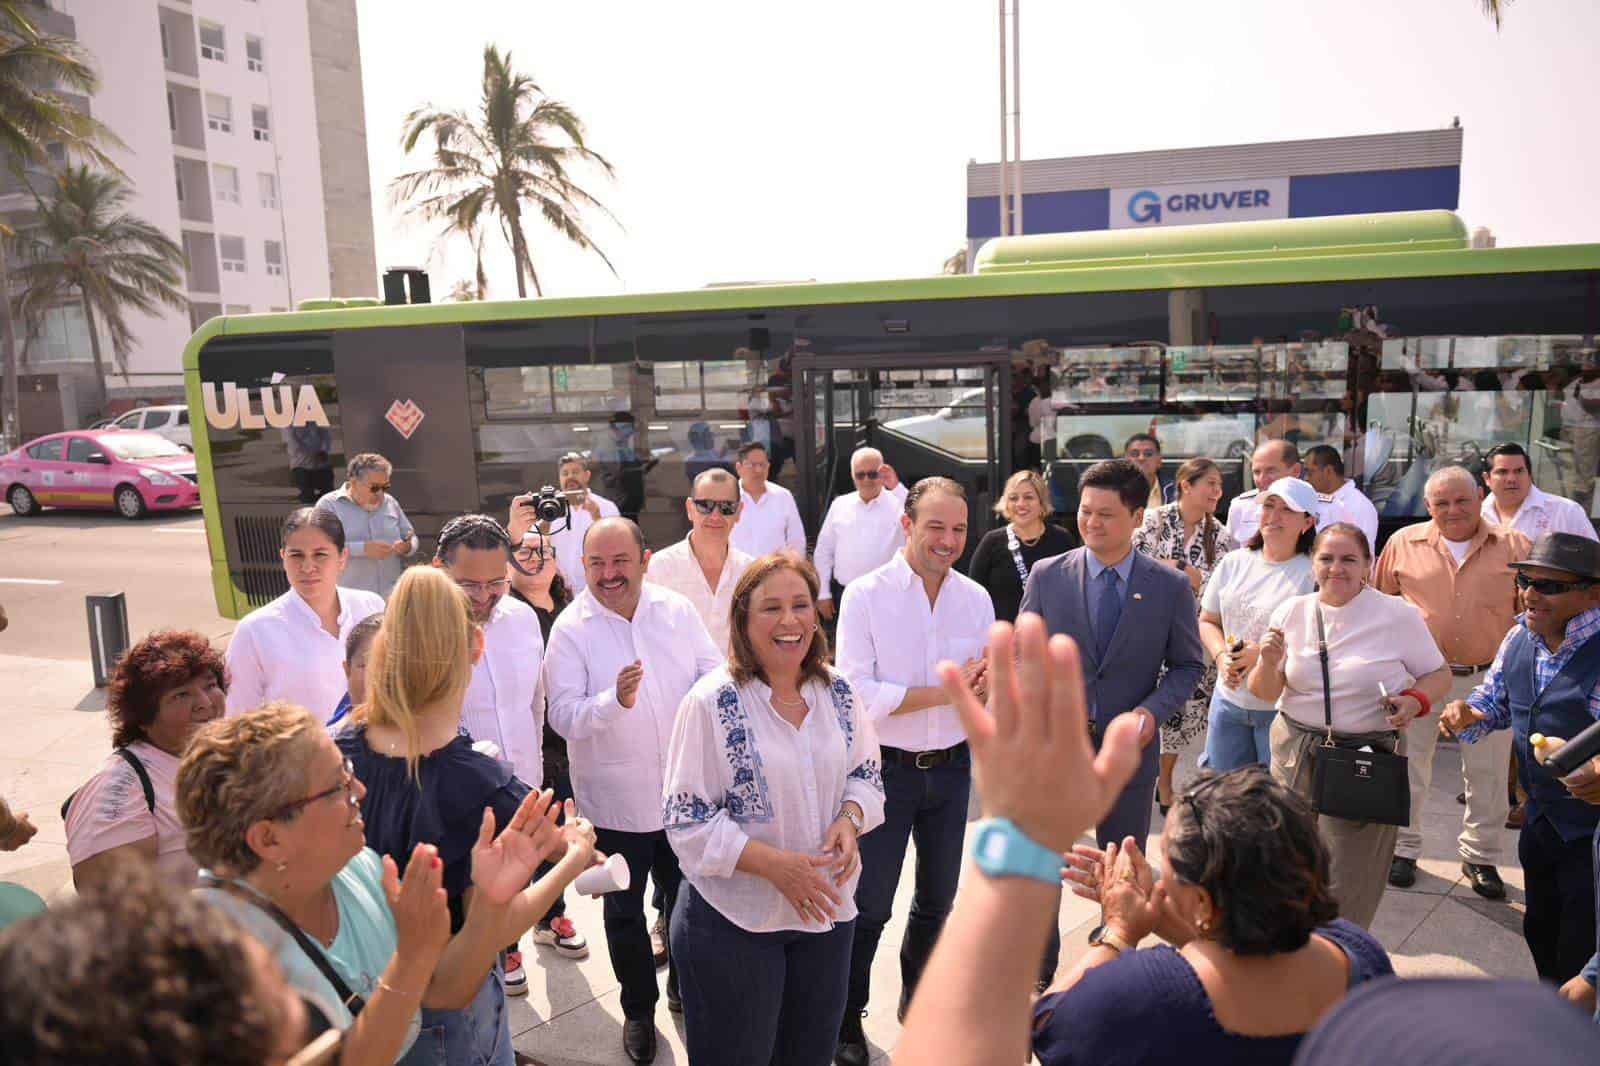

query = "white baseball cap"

[{"left": 1263, "top": 476, "right": 1319, "bottom": 519}]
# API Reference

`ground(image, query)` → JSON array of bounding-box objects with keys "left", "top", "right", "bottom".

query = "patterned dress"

[{"left": 1132, "top": 504, "right": 1237, "bottom": 754}]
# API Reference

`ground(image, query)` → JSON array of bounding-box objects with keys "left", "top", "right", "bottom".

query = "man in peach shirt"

[{"left": 1374, "top": 465, "right": 1530, "bottom": 898}]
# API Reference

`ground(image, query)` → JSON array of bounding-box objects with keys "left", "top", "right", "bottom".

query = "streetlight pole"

[
  {"left": 997, "top": 0, "right": 1009, "bottom": 237},
  {"left": 1011, "top": 0, "right": 1023, "bottom": 235}
]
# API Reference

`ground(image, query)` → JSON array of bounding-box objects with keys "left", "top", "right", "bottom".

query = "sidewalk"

[{"left": 0, "top": 653, "right": 1537, "bottom": 1065}]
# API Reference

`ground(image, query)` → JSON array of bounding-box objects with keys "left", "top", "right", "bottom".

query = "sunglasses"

[
  {"left": 691, "top": 498, "right": 738, "bottom": 517},
  {"left": 270, "top": 758, "right": 358, "bottom": 821},
  {"left": 365, "top": 482, "right": 390, "bottom": 493},
  {"left": 853, "top": 469, "right": 881, "bottom": 481},
  {"left": 1515, "top": 572, "right": 1596, "bottom": 596}
]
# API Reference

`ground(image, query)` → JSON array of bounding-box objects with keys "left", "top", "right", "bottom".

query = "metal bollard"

[{"left": 86, "top": 593, "right": 130, "bottom": 689}]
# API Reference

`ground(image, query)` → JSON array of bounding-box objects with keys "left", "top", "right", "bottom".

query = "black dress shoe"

[
  {"left": 1463, "top": 862, "right": 1506, "bottom": 900},
  {"left": 835, "top": 1011, "right": 869, "bottom": 1066},
  {"left": 623, "top": 1019, "right": 657, "bottom": 1064},
  {"left": 1388, "top": 856, "right": 1417, "bottom": 888}
]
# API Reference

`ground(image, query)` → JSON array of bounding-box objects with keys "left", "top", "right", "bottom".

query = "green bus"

[{"left": 185, "top": 210, "right": 1600, "bottom": 620}]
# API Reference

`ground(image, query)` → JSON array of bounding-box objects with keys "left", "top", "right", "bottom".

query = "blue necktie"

[{"left": 1095, "top": 568, "right": 1123, "bottom": 661}]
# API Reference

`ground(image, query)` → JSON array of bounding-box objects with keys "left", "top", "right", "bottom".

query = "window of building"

[
  {"left": 167, "top": 88, "right": 177, "bottom": 132},
  {"left": 174, "top": 160, "right": 185, "bottom": 202},
  {"left": 159, "top": 21, "right": 170, "bottom": 62},
  {"left": 198, "top": 21, "right": 225, "bottom": 62},
  {"left": 219, "top": 234, "right": 246, "bottom": 272},
  {"left": 225, "top": 304, "right": 251, "bottom": 315},
  {"left": 264, "top": 240, "right": 284, "bottom": 277},
  {"left": 258, "top": 171, "right": 278, "bottom": 208},
  {"left": 245, "top": 35, "right": 264, "bottom": 72},
  {"left": 205, "top": 93, "right": 231, "bottom": 134},
  {"left": 212, "top": 164, "right": 240, "bottom": 204},
  {"left": 251, "top": 105, "right": 270, "bottom": 142}
]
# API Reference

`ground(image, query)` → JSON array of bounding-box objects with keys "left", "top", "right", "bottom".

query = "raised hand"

[
  {"left": 470, "top": 790, "right": 561, "bottom": 906},
  {"left": 1257, "top": 627, "right": 1286, "bottom": 671},
  {"left": 616, "top": 662, "right": 644, "bottom": 708},
  {"left": 1099, "top": 838, "right": 1163, "bottom": 946},
  {"left": 939, "top": 614, "right": 1142, "bottom": 854},
  {"left": 384, "top": 843, "right": 451, "bottom": 967}
]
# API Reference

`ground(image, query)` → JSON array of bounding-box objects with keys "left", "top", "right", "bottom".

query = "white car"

[{"left": 106, "top": 405, "right": 192, "bottom": 450}]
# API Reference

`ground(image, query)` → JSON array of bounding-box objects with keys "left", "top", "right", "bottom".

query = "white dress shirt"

[
  {"left": 1318, "top": 479, "right": 1380, "bottom": 551},
  {"left": 225, "top": 587, "right": 385, "bottom": 720},
  {"left": 813, "top": 491, "right": 906, "bottom": 597},
  {"left": 729, "top": 482, "right": 806, "bottom": 559},
  {"left": 549, "top": 491, "right": 621, "bottom": 594},
  {"left": 834, "top": 551, "right": 996, "bottom": 752},
  {"left": 461, "top": 596, "right": 546, "bottom": 788},
  {"left": 1482, "top": 485, "right": 1598, "bottom": 542},
  {"left": 663, "top": 668, "right": 885, "bottom": 933},
  {"left": 1224, "top": 489, "right": 1263, "bottom": 544},
  {"left": 544, "top": 583, "right": 723, "bottom": 832},
  {"left": 644, "top": 534, "right": 752, "bottom": 657}
]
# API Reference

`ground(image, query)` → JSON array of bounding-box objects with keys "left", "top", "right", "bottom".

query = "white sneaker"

[{"left": 532, "top": 916, "right": 590, "bottom": 959}]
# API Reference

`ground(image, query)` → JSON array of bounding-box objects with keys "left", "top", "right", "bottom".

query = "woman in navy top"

[{"left": 1040, "top": 767, "right": 1393, "bottom": 1066}]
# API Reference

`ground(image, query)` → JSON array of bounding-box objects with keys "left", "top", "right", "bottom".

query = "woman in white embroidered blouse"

[{"left": 663, "top": 553, "right": 885, "bottom": 1066}]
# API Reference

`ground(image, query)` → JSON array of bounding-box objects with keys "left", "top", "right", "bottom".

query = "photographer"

[{"left": 508, "top": 454, "right": 618, "bottom": 594}]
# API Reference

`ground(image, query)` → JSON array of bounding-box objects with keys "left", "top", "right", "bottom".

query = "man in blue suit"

[{"left": 1020, "top": 458, "right": 1205, "bottom": 983}]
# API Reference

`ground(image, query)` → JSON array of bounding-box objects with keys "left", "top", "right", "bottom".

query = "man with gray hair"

[
  {"left": 1224, "top": 439, "right": 1303, "bottom": 545},
  {"left": 814, "top": 446, "right": 907, "bottom": 620},
  {"left": 1374, "top": 465, "right": 1530, "bottom": 897},
  {"left": 314, "top": 452, "right": 416, "bottom": 598},
  {"left": 643, "top": 468, "right": 752, "bottom": 656}
]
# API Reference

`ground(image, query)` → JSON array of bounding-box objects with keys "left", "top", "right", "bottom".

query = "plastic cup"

[{"left": 574, "top": 852, "right": 631, "bottom": 896}]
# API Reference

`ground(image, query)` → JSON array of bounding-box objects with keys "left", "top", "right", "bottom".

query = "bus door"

[{"left": 795, "top": 353, "right": 1009, "bottom": 563}]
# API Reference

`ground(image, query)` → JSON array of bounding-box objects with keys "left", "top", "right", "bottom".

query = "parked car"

[
  {"left": 105, "top": 404, "right": 192, "bottom": 449},
  {"left": 1, "top": 430, "right": 200, "bottom": 519}
]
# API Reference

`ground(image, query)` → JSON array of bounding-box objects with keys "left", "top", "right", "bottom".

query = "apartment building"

[{"left": 1, "top": 0, "right": 377, "bottom": 428}]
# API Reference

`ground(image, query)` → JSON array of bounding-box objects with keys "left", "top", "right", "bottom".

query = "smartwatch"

[{"left": 970, "top": 818, "right": 1061, "bottom": 885}]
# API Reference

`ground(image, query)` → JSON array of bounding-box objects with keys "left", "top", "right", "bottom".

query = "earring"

[{"left": 274, "top": 860, "right": 288, "bottom": 874}]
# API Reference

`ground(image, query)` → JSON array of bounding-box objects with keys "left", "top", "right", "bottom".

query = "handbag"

[{"left": 1308, "top": 606, "right": 1411, "bottom": 827}]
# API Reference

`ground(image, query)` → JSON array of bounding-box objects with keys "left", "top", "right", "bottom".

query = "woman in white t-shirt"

[
  {"left": 1198, "top": 478, "right": 1317, "bottom": 772},
  {"left": 65, "top": 630, "right": 227, "bottom": 892},
  {"left": 1248, "top": 523, "right": 1451, "bottom": 928}
]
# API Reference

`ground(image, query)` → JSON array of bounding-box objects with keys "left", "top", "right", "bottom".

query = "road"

[{"left": 0, "top": 508, "right": 229, "bottom": 664}]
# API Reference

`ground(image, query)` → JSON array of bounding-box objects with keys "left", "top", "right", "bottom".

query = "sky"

[{"left": 354, "top": 0, "right": 1600, "bottom": 302}]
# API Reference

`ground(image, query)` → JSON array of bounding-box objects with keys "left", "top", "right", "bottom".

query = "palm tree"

[
  {"left": 11, "top": 166, "right": 186, "bottom": 414},
  {"left": 391, "top": 44, "right": 618, "bottom": 299},
  {"left": 1480, "top": 0, "right": 1508, "bottom": 28},
  {"left": 1, "top": 0, "right": 119, "bottom": 445}
]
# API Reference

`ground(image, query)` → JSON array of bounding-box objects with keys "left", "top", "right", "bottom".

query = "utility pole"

[
  {"left": 997, "top": 0, "right": 1009, "bottom": 237},
  {"left": 997, "top": 0, "right": 1024, "bottom": 237}
]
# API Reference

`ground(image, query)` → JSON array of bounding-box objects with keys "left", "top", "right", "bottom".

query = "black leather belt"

[
  {"left": 1449, "top": 663, "right": 1491, "bottom": 677},
  {"left": 882, "top": 742, "right": 968, "bottom": 770}
]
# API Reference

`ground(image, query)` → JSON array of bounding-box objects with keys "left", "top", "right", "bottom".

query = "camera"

[{"left": 524, "top": 485, "right": 571, "bottom": 527}]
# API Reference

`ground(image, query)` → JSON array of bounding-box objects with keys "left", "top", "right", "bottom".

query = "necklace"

[
  {"left": 1014, "top": 523, "right": 1044, "bottom": 547},
  {"left": 771, "top": 691, "right": 807, "bottom": 707}
]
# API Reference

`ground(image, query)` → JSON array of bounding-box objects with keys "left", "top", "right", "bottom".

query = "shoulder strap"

[
  {"left": 1315, "top": 606, "right": 1333, "bottom": 743},
  {"left": 1004, "top": 525, "right": 1029, "bottom": 583},
  {"left": 199, "top": 873, "right": 366, "bottom": 1018},
  {"left": 115, "top": 747, "right": 156, "bottom": 815}
]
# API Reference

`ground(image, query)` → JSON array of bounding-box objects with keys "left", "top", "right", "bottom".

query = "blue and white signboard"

[{"left": 1110, "top": 177, "right": 1290, "bottom": 229}]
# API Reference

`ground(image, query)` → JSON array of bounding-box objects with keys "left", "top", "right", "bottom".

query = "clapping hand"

[
  {"left": 938, "top": 614, "right": 1143, "bottom": 854},
  {"left": 616, "top": 662, "right": 644, "bottom": 708},
  {"left": 470, "top": 789, "right": 563, "bottom": 907},
  {"left": 384, "top": 843, "right": 452, "bottom": 968}
]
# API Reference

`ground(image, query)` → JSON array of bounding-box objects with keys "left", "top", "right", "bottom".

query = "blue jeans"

[
  {"left": 846, "top": 747, "right": 971, "bottom": 1020},
  {"left": 672, "top": 883, "right": 854, "bottom": 1066},
  {"left": 400, "top": 967, "right": 513, "bottom": 1066},
  {"left": 1202, "top": 691, "right": 1276, "bottom": 772}
]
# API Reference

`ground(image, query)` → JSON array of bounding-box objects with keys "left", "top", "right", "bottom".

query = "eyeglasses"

[
  {"left": 365, "top": 482, "right": 390, "bottom": 493},
  {"left": 853, "top": 469, "right": 881, "bottom": 481},
  {"left": 1515, "top": 572, "right": 1597, "bottom": 596},
  {"left": 270, "top": 758, "right": 358, "bottom": 821},
  {"left": 513, "top": 545, "right": 553, "bottom": 563},
  {"left": 690, "top": 498, "right": 738, "bottom": 517},
  {"left": 455, "top": 578, "right": 510, "bottom": 596}
]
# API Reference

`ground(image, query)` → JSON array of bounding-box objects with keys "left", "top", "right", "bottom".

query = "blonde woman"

[
  {"left": 966, "top": 470, "right": 1076, "bottom": 622},
  {"left": 1131, "top": 457, "right": 1239, "bottom": 809},
  {"left": 335, "top": 567, "right": 598, "bottom": 1066},
  {"left": 180, "top": 702, "right": 593, "bottom": 1065}
]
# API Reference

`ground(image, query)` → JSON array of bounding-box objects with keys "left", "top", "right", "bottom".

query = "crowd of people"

[{"left": 3, "top": 435, "right": 1600, "bottom": 1066}]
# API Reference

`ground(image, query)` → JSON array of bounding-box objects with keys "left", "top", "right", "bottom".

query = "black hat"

[
  {"left": 1292, "top": 977, "right": 1597, "bottom": 1066},
  {"left": 1508, "top": 532, "right": 1600, "bottom": 582}
]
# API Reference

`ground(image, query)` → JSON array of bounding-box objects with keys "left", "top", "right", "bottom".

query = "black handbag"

[{"left": 1308, "top": 606, "right": 1411, "bottom": 827}]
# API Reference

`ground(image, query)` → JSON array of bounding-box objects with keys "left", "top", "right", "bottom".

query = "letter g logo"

[{"left": 1127, "top": 189, "right": 1162, "bottom": 224}]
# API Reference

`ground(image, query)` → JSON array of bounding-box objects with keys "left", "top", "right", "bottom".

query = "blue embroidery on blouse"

[
  {"left": 829, "top": 676, "right": 856, "bottom": 748},
  {"left": 663, "top": 791, "right": 720, "bottom": 827},
  {"left": 716, "top": 683, "right": 774, "bottom": 824},
  {"left": 848, "top": 758, "right": 884, "bottom": 791}
]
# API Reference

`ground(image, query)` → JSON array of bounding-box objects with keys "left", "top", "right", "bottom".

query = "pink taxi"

[{"left": 2, "top": 429, "right": 201, "bottom": 519}]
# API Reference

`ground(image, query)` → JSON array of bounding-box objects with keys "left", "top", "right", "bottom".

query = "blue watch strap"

[{"left": 970, "top": 817, "right": 1062, "bottom": 885}]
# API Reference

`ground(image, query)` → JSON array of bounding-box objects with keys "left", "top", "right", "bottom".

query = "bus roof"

[{"left": 182, "top": 210, "right": 1600, "bottom": 373}]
